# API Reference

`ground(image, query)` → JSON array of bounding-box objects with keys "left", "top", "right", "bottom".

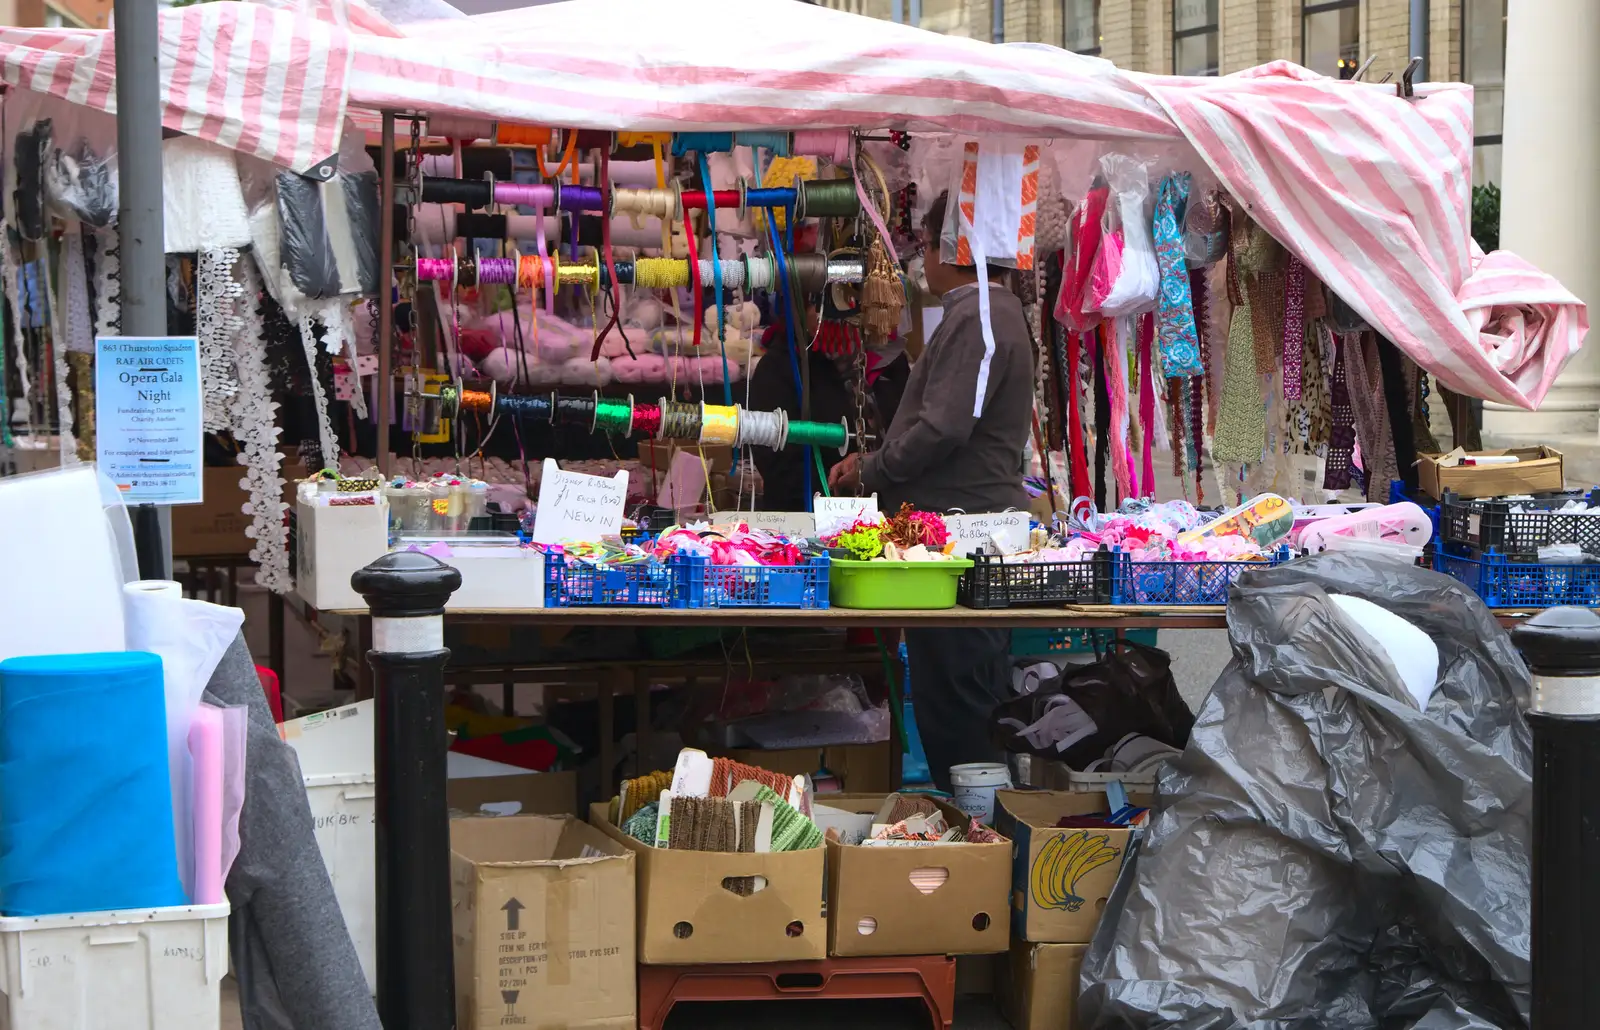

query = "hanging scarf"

[
  {"left": 1066, "top": 329, "right": 1091, "bottom": 505},
  {"left": 1345, "top": 333, "right": 1398, "bottom": 501},
  {"left": 1375, "top": 336, "right": 1418, "bottom": 494},
  {"left": 1059, "top": 186, "right": 1109, "bottom": 331},
  {"left": 1137, "top": 313, "right": 1157, "bottom": 498},
  {"left": 1323, "top": 328, "right": 1355, "bottom": 490},
  {"left": 1151, "top": 173, "right": 1203, "bottom": 378},
  {"left": 1093, "top": 327, "right": 1110, "bottom": 513},
  {"left": 1212, "top": 252, "right": 1265, "bottom": 466},
  {"left": 1282, "top": 254, "right": 1306, "bottom": 401},
  {"left": 1106, "top": 318, "right": 1133, "bottom": 502}
]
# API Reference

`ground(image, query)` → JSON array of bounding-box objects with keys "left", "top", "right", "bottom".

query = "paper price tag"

[
  {"left": 813, "top": 494, "right": 879, "bottom": 538},
  {"left": 944, "top": 510, "right": 1031, "bottom": 556},
  {"left": 709, "top": 510, "right": 818, "bottom": 538},
  {"left": 531, "top": 458, "right": 628, "bottom": 544}
]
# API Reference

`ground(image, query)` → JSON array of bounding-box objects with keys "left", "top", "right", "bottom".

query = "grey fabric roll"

[{"left": 204, "top": 635, "right": 380, "bottom": 1030}]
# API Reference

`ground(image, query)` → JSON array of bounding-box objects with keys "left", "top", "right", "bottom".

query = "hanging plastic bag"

[
  {"left": 1094, "top": 155, "right": 1160, "bottom": 317},
  {"left": 277, "top": 169, "right": 382, "bottom": 299},
  {"left": 1081, "top": 553, "right": 1532, "bottom": 1030},
  {"left": 1182, "top": 188, "right": 1228, "bottom": 266}
]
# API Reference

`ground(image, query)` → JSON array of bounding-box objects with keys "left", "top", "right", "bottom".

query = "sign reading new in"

[{"left": 94, "top": 336, "right": 204, "bottom": 505}]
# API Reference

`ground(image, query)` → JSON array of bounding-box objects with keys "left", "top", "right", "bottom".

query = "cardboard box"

[
  {"left": 823, "top": 794, "right": 1011, "bottom": 958},
  {"left": 715, "top": 743, "right": 894, "bottom": 796},
  {"left": 637, "top": 440, "right": 733, "bottom": 476},
  {"left": 998, "top": 939, "right": 1087, "bottom": 1030},
  {"left": 995, "top": 790, "right": 1143, "bottom": 944},
  {"left": 173, "top": 464, "right": 306, "bottom": 558},
  {"left": 294, "top": 496, "right": 390, "bottom": 611},
  {"left": 1417, "top": 446, "right": 1564, "bottom": 500},
  {"left": 588, "top": 801, "right": 826, "bottom": 965},
  {"left": 448, "top": 770, "right": 578, "bottom": 819},
  {"left": 451, "top": 815, "right": 635, "bottom": 1030},
  {"left": 441, "top": 545, "right": 546, "bottom": 610}
]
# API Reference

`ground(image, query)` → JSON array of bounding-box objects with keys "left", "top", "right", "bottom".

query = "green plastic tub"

[{"left": 829, "top": 557, "right": 976, "bottom": 609}]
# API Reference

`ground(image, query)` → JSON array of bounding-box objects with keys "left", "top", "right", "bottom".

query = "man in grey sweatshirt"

[{"left": 830, "top": 192, "right": 1034, "bottom": 792}]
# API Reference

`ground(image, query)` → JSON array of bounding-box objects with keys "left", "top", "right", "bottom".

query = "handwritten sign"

[
  {"left": 710, "top": 511, "right": 817, "bottom": 538},
  {"left": 95, "top": 335, "right": 203, "bottom": 505},
  {"left": 531, "top": 458, "right": 628, "bottom": 545},
  {"left": 814, "top": 494, "right": 879, "bottom": 538},
  {"left": 944, "top": 511, "right": 1031, "bottom": 557}
]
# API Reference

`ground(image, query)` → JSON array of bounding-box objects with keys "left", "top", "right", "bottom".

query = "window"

[
  {"left": 916, "top": 0, "right": 976, "bottom": 37},
  {"left": 1064, "top": 0, "right": 1100, "bottom": 55},
  {"left": 1173, "top": 0, "right": 1218, "bottom": 76},
  {"left": 1302, "top": 0, "right": 1360, "bottom": 79},
  {"left": 1463, "top": 0, "right": 1506, "bottom": 185}
]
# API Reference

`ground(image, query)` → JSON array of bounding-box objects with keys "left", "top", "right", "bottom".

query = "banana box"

[
  {"left": 995, "top": 790, "right": 1148, "bottom": 943},
  {"left": 822, "top": 794, "right": 1012, "bottom": 958}
]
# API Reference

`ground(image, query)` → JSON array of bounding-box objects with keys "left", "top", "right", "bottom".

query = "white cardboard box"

[{"left": 294, "top": 497, "right": 389, "bottom": 612}]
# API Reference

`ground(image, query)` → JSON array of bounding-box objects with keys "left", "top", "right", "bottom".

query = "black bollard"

[
  {"left": 1512, "top": 606, "right": 1600, "bottom": 1030},
  {"left": 352, "top": 551, "right": 462, "bottom": 1030}
]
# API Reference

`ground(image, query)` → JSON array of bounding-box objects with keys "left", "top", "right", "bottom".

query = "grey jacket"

[{"left": 861, "top": 280, "right": 1033, "bottom": 513}]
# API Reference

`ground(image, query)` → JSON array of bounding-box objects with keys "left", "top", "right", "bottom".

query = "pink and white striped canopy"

[{"left": 0, "top": 0, "right": 1580, "bottom": 408}]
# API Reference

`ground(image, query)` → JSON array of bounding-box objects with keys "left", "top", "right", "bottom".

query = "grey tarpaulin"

[
  {"left": 1081, "top": 553, "right": 1533, "bottom": 1030},
  {"left": 203, "top": 635, "right": 381, "bottom": 1030}
]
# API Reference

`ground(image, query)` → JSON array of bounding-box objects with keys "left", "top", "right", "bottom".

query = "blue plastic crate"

[
  {"left": 673, "top": 552, "right": 830, "bottom": 609},
  {"left": 543, "top": 552, "right": 677, "bottom": 607},
  {"left": 1433, "top": 546, "right": 1600, "bottom": 608},
  {"left": 1110, "top": 546, "right": 1294, "bottom": 605}
]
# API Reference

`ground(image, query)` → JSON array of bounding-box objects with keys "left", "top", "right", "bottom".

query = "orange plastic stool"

[{"left": 637, "top": 955, "right": 957, "bottom": 1030}]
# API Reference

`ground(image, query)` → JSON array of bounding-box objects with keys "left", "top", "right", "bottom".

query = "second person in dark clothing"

[
  {"left": 745, "top": 298, "right": 911, "bottom": 512},
  {"left": 829, "top": 191, "right": 1036, "bottom": 794}
]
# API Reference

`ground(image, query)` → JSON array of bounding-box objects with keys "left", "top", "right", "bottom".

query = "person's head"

[{"left": 921, "top": 191, "right": 1011, "bottom": 298}]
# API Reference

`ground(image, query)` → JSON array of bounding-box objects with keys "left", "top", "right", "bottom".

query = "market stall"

[{"left": 0, "top": 0, "right": 1580, "bottom": 1027}]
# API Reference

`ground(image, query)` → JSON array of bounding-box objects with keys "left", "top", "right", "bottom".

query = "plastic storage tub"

[
  {"left": 0, "top": 903, "right": 230, "bottom": 1030},
  {"left": 829, "top": 557, "right": 974, "bottom": 609}
]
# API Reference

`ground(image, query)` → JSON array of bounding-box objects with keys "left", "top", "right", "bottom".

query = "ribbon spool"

[
  {"left": 593, "top": 395, "right": 635, "bottom": 436},
  {"left": 448, "top": 381, "right": 496, "bottom": 419},
  {"left": 787, "top": 417, "right": 851, "bottom": 456},
  {"left": 699, "top": 403, "right": 740, "bottom": 446}
]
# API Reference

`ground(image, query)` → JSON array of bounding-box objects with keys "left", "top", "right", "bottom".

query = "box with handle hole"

[
  {"left": 588, "top": 802, "right": 825, "bottom": 964},
  {"left": 819, "top": 794, "right": 1011, "bottom": 958},
  {"left": 994, "top": 789, "right": 1149, "bottom": 943}
]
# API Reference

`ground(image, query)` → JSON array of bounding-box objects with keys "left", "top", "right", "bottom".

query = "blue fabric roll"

[{"left": 0, "top": 651, "right": 186, "bottom": 915}]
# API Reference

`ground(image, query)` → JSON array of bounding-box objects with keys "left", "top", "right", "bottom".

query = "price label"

[
  {"left": 944, "top": 510, "right": 1031, "bottom": 557},
  {"left": 531, "top": 458, "right": 628, "bottom": 544},
  {"left": 814, "top": 494, "right": 879, "bottom": 537},
  {"left": 709, "top": 511, "right": 817, "bottom": 537}
]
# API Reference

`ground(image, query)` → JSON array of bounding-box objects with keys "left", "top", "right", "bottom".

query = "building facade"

[{"left": 818, "top": 0, "right": 1505, "bottom": 184}]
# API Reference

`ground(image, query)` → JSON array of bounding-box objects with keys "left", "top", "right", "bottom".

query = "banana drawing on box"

[{"left": 1030, "top": 831, "right": 1121, "bottom": 912}]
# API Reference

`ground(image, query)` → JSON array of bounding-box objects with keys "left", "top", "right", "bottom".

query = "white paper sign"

[
  {"left": 710, "top": 511, "right": 818, "bottom": 537},
  {"left": 944, "top": 510, "right": 1031, "bottom": 557},
  {"left": 531, "top": 458, "right": 628, "bottom": 544},
  {"left": 814, "top": 493, "right": 879, "bottom": 537}
]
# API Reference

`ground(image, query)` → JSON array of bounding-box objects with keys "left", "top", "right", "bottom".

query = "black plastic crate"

[
  {"left": 957, "top": 549, "right": 1109, "bottom": 608},
  {"left": 1440, "top": 488, "right": 1600, "bottom": 559}
]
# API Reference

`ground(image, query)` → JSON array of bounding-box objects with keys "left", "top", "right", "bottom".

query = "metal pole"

[
  {"left": 1511, "top": 607, "right": 1600, "bottom": 1029},
  {"left": 377, "top": 111, "right": 396, "bottom": 479},
  {"left": 352, "top": 551, "right": 461, "bottom": 1030},
  {"left": 114, "top": 0, "right": 170, "bottom": 577},
  {"left": 1408, "top": 0, "right": 1430, "bottom": 82}
]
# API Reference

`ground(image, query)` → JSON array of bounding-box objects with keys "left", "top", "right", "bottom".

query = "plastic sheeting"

[
  {"left": 1081, "top": 553, "right": 1533, "bottom": 1030},
  {"left": 276, "top": 169, "right": 381, "bottom": 300}
]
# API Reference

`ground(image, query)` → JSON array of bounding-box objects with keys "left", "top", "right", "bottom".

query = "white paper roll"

[
  {"left": 123, "top": 583, "right": 246, "bottom": 901},
  {"left": 0, "top": 466, "right": 126, "bottom": 661},
  {"left": 128, "top": 579, "right": 183, "bottom": 599}
]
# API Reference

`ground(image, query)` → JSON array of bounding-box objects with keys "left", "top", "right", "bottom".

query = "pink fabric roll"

[{"left": 188, "top": 704, "right": 225, "bottom": 905}]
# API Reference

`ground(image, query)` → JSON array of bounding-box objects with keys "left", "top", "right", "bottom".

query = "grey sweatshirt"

[{"left": 861, "top": 280, "right": 1034, "bottom": 514}]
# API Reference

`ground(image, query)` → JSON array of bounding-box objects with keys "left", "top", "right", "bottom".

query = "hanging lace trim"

[
  {"left": 228, "top": 259, "right": 292, "bottom": 593},
  {"left": 196, "top": 248, "right": 244, "bottom": 433},
  {"left": 306, "top": 297, "right": 367, "bottom": 420},
  {"left": 92, "top": 226, "right": 121, "bottom": 340},
  {"left": 61, "top": 230, "right": 94, "bottom": 355},
  {"left": 2, "top": 234, "right": 31, "bottom": 427},
  {"left": 38, "top": 247, "right": 78, "bottom": 465},
  {"left": 297, "top": 315, "right": 341, "bottom": 468}
]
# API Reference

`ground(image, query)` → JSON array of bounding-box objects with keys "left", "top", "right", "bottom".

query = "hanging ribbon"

[
  {"left": 1152, "top": 172, "right": 1203, "bottom": 378},
  {"left": 697, "top": 153, "right": 733, "bottom": 405},
  {"left": 1282, "top": 254, "right": 1306, "bottom": 401}
]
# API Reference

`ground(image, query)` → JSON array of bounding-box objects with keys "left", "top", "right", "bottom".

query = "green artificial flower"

[{"left": 836, "top": 524, "right": 884, "bottom": 561}]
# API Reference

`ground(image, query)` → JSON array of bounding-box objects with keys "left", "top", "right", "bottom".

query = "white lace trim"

[
  {"left": 2, "top": 236, "right": 31, "bottom": 425},
  {"left": 61, "top": 230, "right": 94, "bottom": 354},
  {"left": 298, "top": 314, "right": 341, "bottom": 468},
  {"left": 229, "top": 259, "right": 292, "bottom": 593},
  {"left": 196, "top": 248, "right": 244, "bottom": 432},
  {"left": 92, "top": 226, "right": 121, "bottom": 340},
  {"left": 38, "top": 246, "right": 77, "bottom": 464}
]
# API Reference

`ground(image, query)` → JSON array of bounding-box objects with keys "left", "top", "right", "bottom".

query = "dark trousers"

[{"left": 904, "top": 627, "right": 1012, "bottom": 793}]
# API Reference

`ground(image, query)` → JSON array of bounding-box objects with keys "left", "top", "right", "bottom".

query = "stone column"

[{"left": 1484, "top": 0, "right": 1600, "bottom": 438}]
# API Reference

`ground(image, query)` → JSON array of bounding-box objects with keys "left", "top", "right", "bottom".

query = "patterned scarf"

[
  {"left": 1152, "top": 173, "right": 1203, "bottom": 378},
  {"left": 1323, "top": 327, "right": 1356, "bottom": 490}
]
